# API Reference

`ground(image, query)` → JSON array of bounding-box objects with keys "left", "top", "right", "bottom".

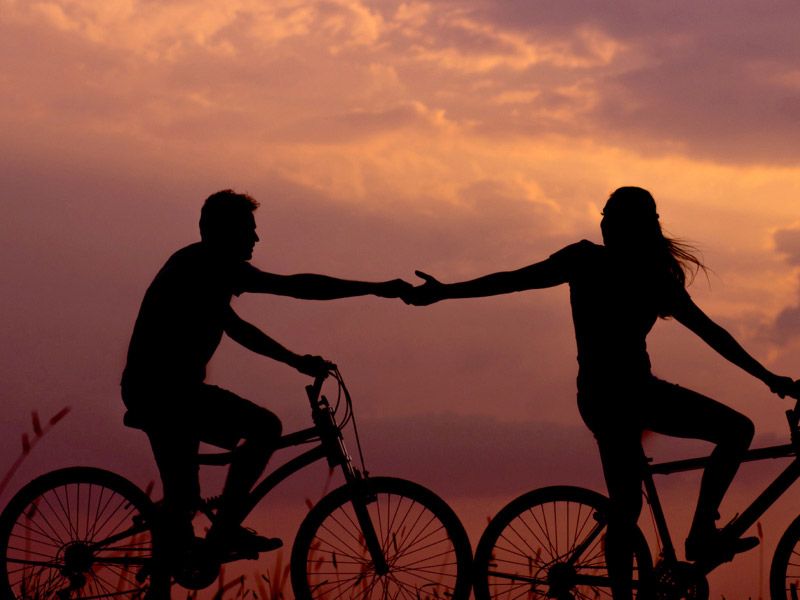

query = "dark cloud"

[
  {"left": 590, "top": 54, "right": 800, "bottom": 164},
  {"left": 403, "top": 0, "right": 800, "bottom": 164},
  {"left": 772, "top": 301, "right": 800, "bottom": 345},
  {"left": 775, "top": 227, "right": 800, "bottom": 266}
]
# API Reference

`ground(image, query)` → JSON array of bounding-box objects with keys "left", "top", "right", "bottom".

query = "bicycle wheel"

[
  {"left": 291, "top": 476, "right": 472, "bottom": 600},
  {"left": 0, "top": 466, "right": 158, "bottom": 599},
  {"left": 473, "top": 485, "right": 653, "bottom": 600},
  {"left": 770, "top": 513, "right": 800, "bottom": 599}
]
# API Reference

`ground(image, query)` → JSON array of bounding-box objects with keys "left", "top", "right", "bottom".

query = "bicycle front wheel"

[
  {"left": 473, "top": 485, "right": 653, "bottom": 600},
  {"left": 0, "top": 466, "right": 157, "bottom": 599},
  {"left": 770, "top": 512, "right": 800, "bottom": 599},
  {"left": 291, "top": 476, "right": 472, "bottom": 600}
]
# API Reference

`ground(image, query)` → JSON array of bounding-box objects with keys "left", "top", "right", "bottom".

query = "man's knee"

[
  {"left": 720, "top": 412, "right": 754, "bottom": 451},
  {"left": 241, "top": 410, "right": 282, "bottom": 452},
  {"left": 737, "top": 414, "right": 755, "bottom": 445}
]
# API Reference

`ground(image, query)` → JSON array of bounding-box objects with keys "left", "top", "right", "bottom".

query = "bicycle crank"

[
  {"left": 654, "top": 560, "right": 709, "bottom": 600},
  {"left": 172, "top": 542, "right": 222, "bottom": 590}
]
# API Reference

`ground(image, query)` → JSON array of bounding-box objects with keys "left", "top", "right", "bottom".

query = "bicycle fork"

[
  {"left": 338, "top": 465, "right": 388, "bottom": 576},
  {"left": 351, "top": 492, "right": 390, "bottom": 575}
]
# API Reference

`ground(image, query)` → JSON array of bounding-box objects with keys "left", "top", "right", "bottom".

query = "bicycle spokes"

[
  {"left": 292, "top": 477, "right": 471, "bottom": 600},
  {"left": 474, "top": 487, "right": 652, "bottom": 600},
  {"left": 2, "top": 476, "right": 153, "bottom": 599}
]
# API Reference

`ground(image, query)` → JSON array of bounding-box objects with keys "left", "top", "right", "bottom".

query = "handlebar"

[
  {"left": 302, "top": 365, "right": 367, "bottom": 473},
  {"left": 785, "top": 385, "right": 800, "bottom": 445},
  {"left": 305, "top": 368, "right": 332, "bottom": 408}
]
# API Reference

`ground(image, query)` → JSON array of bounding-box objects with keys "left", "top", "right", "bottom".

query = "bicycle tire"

[
  {"left": 0, "top": 466, "right": 159, "bottom": 599},
  {"left": 770, "top": 512, "right": 800, "bottom": 599},
  {"left": 473, "top": 485, "right": 653, "bottom": 600},
  {"left": 290, "top": 476, "right": 472, "bottom": 600}
]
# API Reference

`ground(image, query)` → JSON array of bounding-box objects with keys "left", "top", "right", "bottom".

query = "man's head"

[{"left": 200, "top": 190, "right": 260, "bottom": 260}]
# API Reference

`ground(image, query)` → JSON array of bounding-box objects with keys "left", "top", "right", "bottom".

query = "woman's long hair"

[{"left": 602, "top": 187, "right": 707, "bottom": 315}]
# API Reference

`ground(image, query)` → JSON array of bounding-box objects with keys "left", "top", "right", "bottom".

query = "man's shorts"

[{"left": 122, "top": 382, "right": 281, "bottom": 450}]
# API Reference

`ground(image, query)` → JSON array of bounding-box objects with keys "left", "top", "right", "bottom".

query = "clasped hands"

[{"left": 377, "top": 271, "right": 445, "bottom": 306}]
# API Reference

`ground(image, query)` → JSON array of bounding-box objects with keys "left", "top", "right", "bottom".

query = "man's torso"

[{"left": 122, "top": 242, "right": 257, "bottom": 388}]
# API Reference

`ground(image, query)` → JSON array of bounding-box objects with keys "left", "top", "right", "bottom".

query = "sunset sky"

[{"left": 4, "top": 1, "right": 800, "bottom": 595}]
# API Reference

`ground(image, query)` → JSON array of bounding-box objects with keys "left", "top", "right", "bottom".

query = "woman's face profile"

[
  {"left": 600, "top": 200, "right": 656, "bottom": 250},
  {"left": 600, "top": 205, "right": 630, "bottom": 248}
]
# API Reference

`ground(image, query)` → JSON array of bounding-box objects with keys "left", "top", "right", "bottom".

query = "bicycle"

[
  {"left": 472, "top": 395, "right": 800, "bottom": 600},
  {"left": 0, "top": 368, "right": 473, "bottom": 599}
]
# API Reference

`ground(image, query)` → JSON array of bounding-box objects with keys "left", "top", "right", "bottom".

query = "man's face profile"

[{"left": 209, "top": 211, "right": 259, "bottom": 261}]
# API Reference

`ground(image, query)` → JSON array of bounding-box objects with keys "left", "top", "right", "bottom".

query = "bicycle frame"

[
  {"left": 643, "top": 402, "right": 800, "bottom": 572},
  {"left": 193, "top": 370, "right": 390, "bottom": 573},
  {"left": 199, "top": 372, "right": 361, "bottom": 524}
]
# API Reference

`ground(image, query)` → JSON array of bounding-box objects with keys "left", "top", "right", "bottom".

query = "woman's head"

[
  {"left": 600, "top": 186, "right": 660, "bottom": 250},
  {"left": 601, "top": 186, "right": 706, "bottom": 309}
]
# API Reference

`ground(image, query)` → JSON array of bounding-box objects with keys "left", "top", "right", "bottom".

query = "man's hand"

[
  {"left": 294, "top": 354, "right": 334, "bottom": 378},
  {"left": 767, "top": 374, "right": 800, "bottom": 399},
  {"left": 402, "top": 271, "right": 445, "bottom": 306},
  {"left": 374, "top": 279, "right": 414, "bottom": 298}
]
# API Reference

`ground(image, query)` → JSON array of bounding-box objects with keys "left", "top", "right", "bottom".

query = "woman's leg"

[
  {"left": 642, "top": 380, "right": 755, "bottom": 549},
  {"left": 579, "top": 389, "right": 646, "bottom": 600},
  {"left": 595, "top": 429, "right": 646, "bottom": 600}
]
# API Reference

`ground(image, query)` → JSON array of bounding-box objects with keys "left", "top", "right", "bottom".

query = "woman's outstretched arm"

[
  {"left": 673, "top": 296, "right": 796, "bottom": 397},
  {"left": 405, "top": 257, "right": 569, "bottom": 306}
]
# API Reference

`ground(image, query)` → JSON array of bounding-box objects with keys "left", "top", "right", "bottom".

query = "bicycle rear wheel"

[
  {"left": 473, "top": 485, "right": 653, "bottom": 600},
  {"left": 291, "top": 476, "right": 472, "bottom": 600},
  {"left": 0, "top": 466, "right": 158, "bottom": 599},
  {"left": 770, "top": 513, "right": 800, "bottom": 599}
]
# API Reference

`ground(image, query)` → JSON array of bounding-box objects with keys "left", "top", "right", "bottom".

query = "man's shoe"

[
  {"left": 206, "top": 526, "right": 283, "bottom": 557},
  {"left": 685, "top": 529, "right": 759, "bottom": 562}
]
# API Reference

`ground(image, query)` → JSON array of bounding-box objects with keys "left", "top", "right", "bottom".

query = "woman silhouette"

[{"left": 405, "top": 186, "right": 797, "bottom": 598}]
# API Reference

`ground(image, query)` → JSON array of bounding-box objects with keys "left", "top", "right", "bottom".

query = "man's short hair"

[{"left": 199, "top": 190, "right": 259, "bottom": 241}]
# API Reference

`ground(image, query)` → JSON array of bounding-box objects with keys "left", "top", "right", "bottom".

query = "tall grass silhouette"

[{"left": 0, "top": 407, "right": 71, "bottom": 499}]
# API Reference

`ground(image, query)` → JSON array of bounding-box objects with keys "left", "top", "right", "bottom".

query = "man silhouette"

[{"left": 121, "top": 189, "right": 409, "bottom": 556}]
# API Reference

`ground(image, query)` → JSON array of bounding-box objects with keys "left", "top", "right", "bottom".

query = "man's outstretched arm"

[
  {"left": 223, "top": 307, "right": 329, "bottom": 376},
  {"left": 242, "top": 269, "right": 411, "bottom": 300}
]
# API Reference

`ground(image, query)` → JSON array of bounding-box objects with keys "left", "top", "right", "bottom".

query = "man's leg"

[
  {"left": 213, "top": 410, "right": 281, "bottom": 532},
  {"left": 194, "top": 386, "right": 282, "bottom": 545},
  {"left": 145, "top": 428, "right": 200, "bottom": 553}
]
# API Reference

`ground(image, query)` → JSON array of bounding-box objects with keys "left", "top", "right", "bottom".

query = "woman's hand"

[{"left": 402, "top": 271, "right": 445, "bottom": 306}]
